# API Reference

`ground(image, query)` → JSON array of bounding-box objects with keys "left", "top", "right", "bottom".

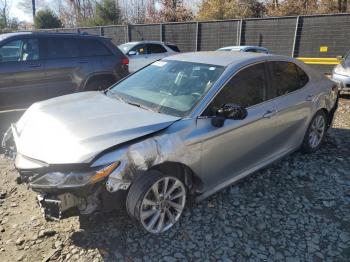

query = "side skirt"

[{"left": 195, "top": 146, "right": 298, "bottom": 202}]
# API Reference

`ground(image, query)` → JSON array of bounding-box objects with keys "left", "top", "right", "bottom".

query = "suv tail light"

[{"left": 122, "top": 58, "right": 129, "bottom": 65}]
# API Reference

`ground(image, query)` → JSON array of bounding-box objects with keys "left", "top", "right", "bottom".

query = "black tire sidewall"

[
  {"left": 301, "top": 110, "right": 327, "bottom": 153},
  {"left": 126, "top": 170, "right": 186, "bottom": 232}
]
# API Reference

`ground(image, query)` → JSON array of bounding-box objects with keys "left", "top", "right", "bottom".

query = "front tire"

[
  {"left": 301, "top": 110, "right": 327, "bottom": 153},
  {"left": 126, "top": 170, "right": 187, "bottom": 234}
]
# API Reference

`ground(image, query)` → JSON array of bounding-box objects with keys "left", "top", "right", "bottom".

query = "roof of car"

[
  {"left": 164, "top": 51, "right": 274, "bottom": 66},
  {"left": 219, "top": 45, "right": 269, "bottom": 50},
  {"left": 121, "top": 40, "right": 176, "bottom": 45},
  {"left": 0, "top": 31, "right": 104, "bottom": 39}
]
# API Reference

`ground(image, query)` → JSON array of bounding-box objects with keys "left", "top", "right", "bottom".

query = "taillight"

[{"left": 122, "top": 58, "right": 129, "bottom": 65}]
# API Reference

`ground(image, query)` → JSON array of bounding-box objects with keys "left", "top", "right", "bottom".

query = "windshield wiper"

[
  {"left": 125, "top": 101, "right": 155, "bottom": 112},
  {"left": 110, "top": 92, "right": 155, "bottom": 112}
]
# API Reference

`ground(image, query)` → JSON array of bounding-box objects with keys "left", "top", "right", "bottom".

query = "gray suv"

[{"left": 0, "top": 32, "right": 129, "bottom": 110}]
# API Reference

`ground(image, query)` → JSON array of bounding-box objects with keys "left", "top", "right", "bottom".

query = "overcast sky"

[{"left": 9, "top": 0, "right": 33, "bottom": 22}]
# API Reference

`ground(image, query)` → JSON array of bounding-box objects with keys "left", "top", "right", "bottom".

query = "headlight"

[{"left": 30, "top": 162, "right": 120, "bottom": 189}]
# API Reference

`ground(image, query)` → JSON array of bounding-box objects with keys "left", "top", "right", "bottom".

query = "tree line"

[{"left": 0, "top": 0, "right": 349, "bottom": 30}]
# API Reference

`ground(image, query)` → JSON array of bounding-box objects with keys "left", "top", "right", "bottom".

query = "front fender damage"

[{"left": 104, "top": 133, "right": 199, "bottom": 193}]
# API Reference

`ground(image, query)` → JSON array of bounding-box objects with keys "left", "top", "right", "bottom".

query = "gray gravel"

[{"left": 0, "top": 98, "right": 349, "bottom": 261}]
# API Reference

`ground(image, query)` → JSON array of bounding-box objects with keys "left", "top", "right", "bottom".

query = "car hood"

[{"left": 13, "top": 92, "right": 180, "bottom": 165}]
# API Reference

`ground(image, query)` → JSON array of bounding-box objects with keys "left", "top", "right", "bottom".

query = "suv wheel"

[
  {"left": 85, "top": 78, "right": 115, "bottom": 91},
  {"left": 301, "top": 110, "right": 327, "bottom": 153},
  {"left": 126, "top": 170, "right": 187, "bottom": 234}
]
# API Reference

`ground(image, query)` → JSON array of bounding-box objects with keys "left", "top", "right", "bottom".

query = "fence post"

[
  {"left": 100, "top": 26, "right": 104, "bottom": 36},
  {"left": 160, "top": 23, "right": 163, "bottom": 42},
  {"left": 237, "top": 19, "right": 243, "bottom": 45},
  {"left": 125, "top": 24, "right": 130, "bottom": 42},
  {"left": 292, "top": 16, "right": 300, "bottom": 57},
  {"left": 195, "top": 21, "right": 199, "bottom": 51}
]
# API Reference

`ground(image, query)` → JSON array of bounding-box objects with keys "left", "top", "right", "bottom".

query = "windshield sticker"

[
  {"left": 153, "top": 61, "right": 167, "bottom": 67},
  {"left": 209, "top": 67, "right": 216, "bottom": 71}
]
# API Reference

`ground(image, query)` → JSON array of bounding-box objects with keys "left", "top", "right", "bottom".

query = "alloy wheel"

[
  {"left": 308, "top": 114, "right": 326, "bottom": 148},
  {"left": 140, "top": 176, "right": 186, "bottom": 234}
]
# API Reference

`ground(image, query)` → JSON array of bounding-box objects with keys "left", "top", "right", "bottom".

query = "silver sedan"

[{"left": 2, "top": 52, "right": 339, "bottom": 234}]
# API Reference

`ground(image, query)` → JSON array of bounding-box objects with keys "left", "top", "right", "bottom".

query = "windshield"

[
  {"left": 108, "top": 60, "right": 225, "bottom": 117},
  {"left": 118, "top": 43, "right": 136, "bottom": 54}
]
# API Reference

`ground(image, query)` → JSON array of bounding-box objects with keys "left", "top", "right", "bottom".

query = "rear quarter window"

[
  {"left": 166, "top": 44, "right": 180, "bottom": 52},
  {"left": 81, "top": 39, "right": 111, "bottom": 57}
]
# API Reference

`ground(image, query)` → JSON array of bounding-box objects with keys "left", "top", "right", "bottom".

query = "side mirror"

[
  {"left": 336, "top": 55, "right": 343, "bottom": 61},
  {"left": 128, "top": 51, "right": 137, "bottom": 56},
  {"left": 211, "top": 104, "right": 248, "bottom": 127}
]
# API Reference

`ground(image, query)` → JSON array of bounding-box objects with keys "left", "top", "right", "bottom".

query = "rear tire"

[
  {"left": 126, "top": 170, "right": 187, "bottom": 234},
  {"left": 301, "top": 110, "right": 327, "bottom": 153},
  {"left": 84, "top": 77, "right": 115, "bottom": 91}
]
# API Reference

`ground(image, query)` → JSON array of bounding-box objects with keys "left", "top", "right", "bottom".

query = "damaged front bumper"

[
  {"left": 2, "top": 125, "right": 17, "bottom": 160},
  {"left": 2, "top": 128, "right": 132, "bottom": 220}
]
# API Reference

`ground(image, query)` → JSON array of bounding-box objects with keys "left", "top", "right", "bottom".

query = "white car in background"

[
  {"left": 332, "top": 51, "right": 350, "bottom": 94},
  {"left": 119, "top": 41, "right": 180, "bottom": 73},
  {"left": 217, "top": 45, "right": 269, "bottom": 54}
]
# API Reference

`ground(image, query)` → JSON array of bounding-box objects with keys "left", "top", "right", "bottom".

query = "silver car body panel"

[
  {"left": 13, "top": 91, "right": 179, "bottom": 166},
  {"left": 10, "top": 52, "right": 337, "bottom": 199}
]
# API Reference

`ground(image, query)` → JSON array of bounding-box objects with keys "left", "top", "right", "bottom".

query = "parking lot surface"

[{"left": 0, "top": 98, "right": 349, "bottom": 261}]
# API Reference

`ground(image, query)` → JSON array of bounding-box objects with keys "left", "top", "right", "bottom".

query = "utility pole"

[{"left": 32, "top": 0, "right": 36, "bottom": 21}]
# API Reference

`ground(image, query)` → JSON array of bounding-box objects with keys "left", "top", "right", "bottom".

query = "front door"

[
  {"left": 0, "top": 37, "right": 46, "bottom": 110},
  {"left": 196, "top": 62, "right": 280, "bottom": 190}
]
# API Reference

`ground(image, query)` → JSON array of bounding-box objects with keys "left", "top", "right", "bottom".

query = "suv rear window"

[
  {"left": 166, "top": 44, "right": 180, "bottom": 52},
  {"left": 47, "top": 38, "right": 80, "bottom": 59},
  {"left": 81, "top": 39, "right": 111, "bottom": 57}
]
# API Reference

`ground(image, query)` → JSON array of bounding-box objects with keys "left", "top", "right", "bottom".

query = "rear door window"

[
  {"left": 147, "top": 44, "right": 167, "bottom": 54},
  {"left": 46, "top": 38, "right": 80, "bottom": 59},
  {"left": 81, "top": 39, "right": 111, "bottom": 57},
  {"left": 270, "top": 61, "right": 303, "bottom": 97},
  {"left": 0, "top": 38, "right": 39, "bottom": 62}
]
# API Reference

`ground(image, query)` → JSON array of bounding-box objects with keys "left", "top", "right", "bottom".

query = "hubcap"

[
  {"left": 140, "top": 177, "right": 186, "bottom": 234},
  {"left": 308, "top": 115, "right": 325, "bottom": 148}
]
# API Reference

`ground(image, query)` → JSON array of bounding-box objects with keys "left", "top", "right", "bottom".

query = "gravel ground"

[{"left": 0, "top": 98, "right": 349, "bottom": 262}]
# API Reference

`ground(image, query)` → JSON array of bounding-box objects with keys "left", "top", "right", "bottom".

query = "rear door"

[
  {"left": 0, "top": 37, "right": 46, "bottom": 110},
  {"left": 146, "top": 43, "right": 169, "bottom": 60},
  {"left": 268, "top": 61, "right": 313, "bottom": 153},
  {"left": 43, "top": 37, "right": 93, "bottom": 98}
]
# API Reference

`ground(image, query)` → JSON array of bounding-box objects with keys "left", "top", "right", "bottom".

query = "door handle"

[
  {"left": 263, "top": 109, "right": 276, "bottom": 118},
  {"left": 78, "top": 60, "right": 88, "bottom": 64},
  {"left": 305, "top": 95, "right": 313, "bottom": 101}
]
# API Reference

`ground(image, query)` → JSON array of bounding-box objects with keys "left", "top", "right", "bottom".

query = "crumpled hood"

[{"left": 14, "top": 92, "right": 179, "bottom": 164}]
